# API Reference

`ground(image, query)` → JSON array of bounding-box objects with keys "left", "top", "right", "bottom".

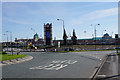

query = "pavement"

[
  {"left": 119, "top": 55, "right": 120, "bottom": 80},
  {"left": 0, "top": 55, "right": 33, "bottom": 66},
  {"left": 96, "top": 53, "right": 120, "bottom": 80},
  {"left": 1, "top": 51, "right": 116, "bottom": 79}
]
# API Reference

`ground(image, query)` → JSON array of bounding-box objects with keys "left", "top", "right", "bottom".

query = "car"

[
  {"left": 115, "top": 47, "right": 120, "bottom": 49},
  {"left": 64, "top": 48, "right": 74, "bottom": 51}
]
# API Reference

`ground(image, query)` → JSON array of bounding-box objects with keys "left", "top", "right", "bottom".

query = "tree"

[
  {"left": 63, "top": 28, "right": 68, "bottom": 45},
  {"left": 71, "top": 29, "right": 77, "bottom": 45}
]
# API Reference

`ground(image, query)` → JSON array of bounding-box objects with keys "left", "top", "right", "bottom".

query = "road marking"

[
  {"left": 97, "top": 75, "right": 106, "bottom": 78},
  {"left": 30, "top": 60, "right": 77, "bottom": 70},
  {"left": 55, "top": 64, "right": 68, "bottom": 70}
]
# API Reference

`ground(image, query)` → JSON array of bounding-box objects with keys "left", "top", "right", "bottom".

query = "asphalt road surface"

[{"left": 2, "top": 51, "right": 116, "bottom": 78}]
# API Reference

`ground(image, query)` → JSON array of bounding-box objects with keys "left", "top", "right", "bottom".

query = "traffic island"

[
  {"left": 0, "top": 54, "right": 33, "bottom": 66},
  {"left": 0, "top": 54, "right": 27, "bottom": 61}
]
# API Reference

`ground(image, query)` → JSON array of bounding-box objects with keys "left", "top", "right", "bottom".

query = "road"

[
  {"left": 96, "top": 52, "right": 119, "bottom": 80},
  {"left": 2, "top": 51, "right": 116, "bottom": 78}
]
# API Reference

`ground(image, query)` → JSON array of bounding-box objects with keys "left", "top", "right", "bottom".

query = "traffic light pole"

[{"left": 115, "top": 34, "right": 119, "bottom": 53}]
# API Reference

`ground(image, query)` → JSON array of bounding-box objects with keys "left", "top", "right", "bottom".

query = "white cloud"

[
  {"left": 4, "top": 17, "right": 31, "bottom": 25},
  {"left": 85, "top": 7, "right": 118, "bottom": 20},
  {"left": 70, "top": 7, "right": 118, "bottom": 25}
]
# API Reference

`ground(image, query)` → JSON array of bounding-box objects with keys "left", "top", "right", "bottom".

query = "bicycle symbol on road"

[{"left": 30, "top": 60, "right": 77, "bottom": 70}]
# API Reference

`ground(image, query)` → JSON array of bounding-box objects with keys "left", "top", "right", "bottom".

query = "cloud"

[
  {"left": 85, "top": 7, "right": 118, "bottom": 20},
  {"left": 70, "top": 7, "right": 118, "bottom": 25},
  {"left": 4, "top": 17, "right": 31, "bottom": 25}
]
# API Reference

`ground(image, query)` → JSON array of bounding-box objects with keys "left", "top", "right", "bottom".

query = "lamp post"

[
  {"left": 3, "top": 34, "right": 8, "bottom": 51},
  {"left": 102, "top": 30, "right": 106, "bottom": 36},
  {"left": 102, "top": 30, "right": 106, "bottom": 49},
  {"left": 91, "top": 24, "right": 100, "bottom": 50},
  {"left": 111, "top": 32, "right": 113, "bottom": 37},
  {"left": 110, "top": 32, "right": 114, "bottom": 45},
  {"left": 84, "top": 31, "right": 87, "bottom": 45},
  {"left": 31, "top": 28, "right": 35, "bottom": 35},
  {"left": 57, "top": 18, "right": 64, "bottom": 30},
  {"left": 6, "top": 31, "right": 13, "bottom": 55},
  {"left": 31, "top": 28, "right": 36, "bottom": 50},
  {"left": 57, "top": 18, "right": 65, "bottom": 45},
  {"left": 57, "top": 18, "right": 68, "bottom": 46}
]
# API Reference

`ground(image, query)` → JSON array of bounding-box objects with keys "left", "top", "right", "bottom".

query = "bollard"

[
  {"left": 17, "top": 49, "right": 20, "bottom": 55},
  {"left": 54, "top": 49, "right": 56, "bottom": 52}
]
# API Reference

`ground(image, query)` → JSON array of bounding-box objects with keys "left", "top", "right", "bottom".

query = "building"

[
  {"left": 44, "top": 23, "right": 52, "bottom": 45},
  {"left": 15, "top": 33, "right": 44, "bottom": 47},
  {"left": 2, "top": 27, "right": 117, "bottom": 50},
  {"left": 53, "top": 33, "right": 115, "bottom": 45},
  {"left": 33, "top": 33, "right": 39, "bottom": 42},
  {"left": 102, "top": 33, "right": 112, "bottom": 39}
]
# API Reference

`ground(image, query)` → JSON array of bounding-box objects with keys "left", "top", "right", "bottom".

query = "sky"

[{"left": 2, "top": 2, "right": 118, "bottom": 42}]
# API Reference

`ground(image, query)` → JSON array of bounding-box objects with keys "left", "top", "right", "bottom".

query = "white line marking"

[
  {"left": 55, "top": 64, "right": 68, "bottom": 70},
  {"left": 30, "top": 60, "right": 77, "bottom": 70}
]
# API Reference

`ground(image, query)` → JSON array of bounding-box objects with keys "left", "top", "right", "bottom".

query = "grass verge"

[
  {"left": 0, "top": 54, "right": 27, "bottom": 61},
  {"left": 117, "top": 53, "right": 120, "bottom": 55}
]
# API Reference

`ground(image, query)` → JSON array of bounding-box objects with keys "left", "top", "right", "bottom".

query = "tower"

[{"left": 44, "top": 23, "right": 52, "bottom": 45}]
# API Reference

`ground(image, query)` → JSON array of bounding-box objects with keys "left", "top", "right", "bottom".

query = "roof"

[
  {"left": 34, "top": 33, "right": 39, "bottom": 38},
  {"left": 103, "top": 33, "right": 109, "bottom": 37},
  {"left": 92, "top": 37, "right": 102, "bottom": 40},
  {"left": 54, "top": 37, "right": 103, "bottom": 41},
  {"left": 78, "top": 38, "right": 92, "bottom": 40}
]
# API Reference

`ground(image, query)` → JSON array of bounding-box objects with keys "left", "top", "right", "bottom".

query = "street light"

[
  {"left": 57, "top": 18, "right": 65, "bottom": 30},
  {"left": 31, "top": 28, "right": 36, "bottom": 50},
  {"left": 102, "top": 30, "right": 106, "bottom": 36},
  {"left": 102, "top": 30, "right": 106, "bottom": 49},
  {"left": 91, "top": 24, "right": 100, "bottom": 50},
  {"left": 31, "top": 28, "right": 35, "bottom": 35},
  {"left": 111, "top": 32, "right": 113, "bottom": 37},
  {"left": 57, "top": 18, "right": 65, "bottom": 39},
  {"left": 84, "top": 31, "right": 87, "bottom": 45},
  {"left": 3, "top": 34, "right": 8, "bottom": 51},
  {"left": 57, "top": 18, "right": 67, "bottom": 45},
  {"left": 6, "top": 30, "right": 13, "bottom": 55}
]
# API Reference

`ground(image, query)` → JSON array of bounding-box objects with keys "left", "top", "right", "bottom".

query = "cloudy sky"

[{"left": 2, "top": 2, "right": 118, "bottom": 42}]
